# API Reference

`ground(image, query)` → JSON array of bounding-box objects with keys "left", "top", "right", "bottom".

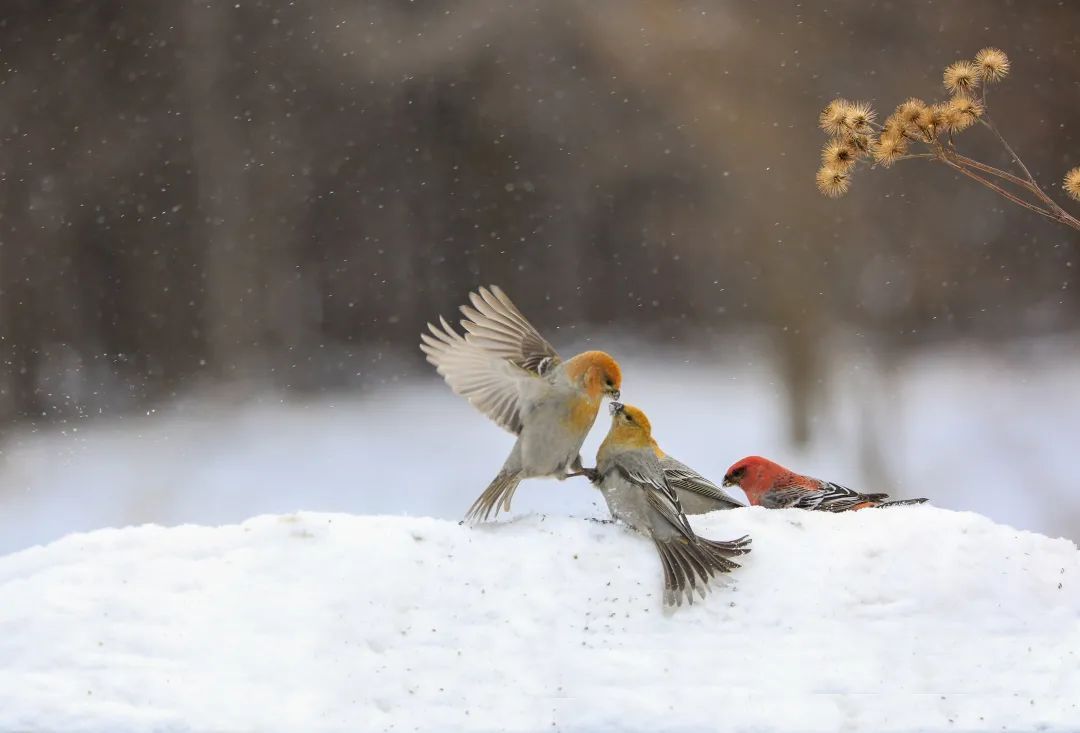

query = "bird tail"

[
  {"left": 654, "top": 534, "right": 752, "bottom": 607},
  {"left": 874, "top": 497, "right": 929, "bottom": 508},
  {"left": 700, "top": 534, "right": 753, "bottom": 559},
  {"left": 464, "top": 470, "right": 523, "bottom": 523}
]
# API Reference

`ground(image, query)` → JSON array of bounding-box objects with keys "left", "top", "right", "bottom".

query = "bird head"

[
  {"left": 722, "top": 455, "right": 786, "bottom": 494},
  {"left": 565, "top": 350, "right": 622, "bottom": 400},
  {"left": 603, "top": 401, "right": 655, "bottom": 449}
]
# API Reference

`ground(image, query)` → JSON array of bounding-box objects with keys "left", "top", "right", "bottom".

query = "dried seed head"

[
  {"left": 847, "top": 102, "right": 876, "bottom": 131},
  {"left": 948, "top": 94, "right": 985, "bottom": 124},
  {"left": 944, "top": 61, "right": 982, "bottom": 93},
  {"left": 819, "top": 99, "right": 854, "bottom": 136},
  {"left": 896, "top": 98, "right": 928, "bottom": 129},
  {"left": 931, "top": 103, "right": 953, "bottom": 126},
  {"left": 816, "top": 165, "right": 852, "bottom": 198},
  {"left": 975, "top": 47, "right": 1010, "bottom": 83},
  {"left": 936, "top": 102, "right": 968, "bottom": 133},
  {"left": 914, "top": 106, "right": 941, "bottom": 141},
  {"left": 1064, "top": 167, "right": 1080, "bottom": 202},
  {"left": 880, "top": 114, "right": 906, "bottom": 142},
  {"left": 822, "top": 139, "right": 858, "bottom": 170},
  {"left": 847, "top": 133, "right": 872, "bottom": 154},
  {"left": 872, "top": 134, "right": 908, "bottom": 168}
]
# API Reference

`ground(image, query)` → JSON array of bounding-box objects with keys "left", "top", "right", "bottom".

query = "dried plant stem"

[
  {"left": 973, "top": 119, "right": 1080, "bottom": 230},
  {"left": 977, "top": 118, "right": 1051, "bottom": 203},
  {"left": 881, "top": 143, "right": 1045, "bottom": 213},
  {"left": 959, "top": 85, "right": 1080, "bottom": 229},
  {"left": 940, "top": 157, "right": 1073, "bottom": 227},
  {"left": 946, "top": 152, "right": 1033, "bottom": 191}
]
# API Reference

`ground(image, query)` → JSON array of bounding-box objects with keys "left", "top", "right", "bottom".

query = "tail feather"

[
  {"left": 654, "top": 535, "right": 751, "bottom": 607},
  {"left": 875, "top": 497, "right": 929, "bottom": 508},
  {"left": 665, "top": 542, "right": 693, "bottom": 602},
  {"left": 465, "top": 471, "right": 523, "bottom": 523},
  {"left": 700, "top": 534, "right": 753, "bottom": 556},
  {"left": 698, "top": 547, "right": 742, "bottom": 573},
  {"left": 656, "top": 543, "right": 678, "bottom": 605},
  {"left": 671, "top": 542, "right": 709, "bottom": 601}
]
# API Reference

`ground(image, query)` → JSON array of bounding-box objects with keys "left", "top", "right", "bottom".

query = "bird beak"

[
  {"left": 722, "top": 475, "right": 735, "bottom": 487},
  {"left": 608, "top": 388, "right": 621, "bottom": 401},
  {"left": 609, "top": 401, "right": 624, "bottom": 416}
]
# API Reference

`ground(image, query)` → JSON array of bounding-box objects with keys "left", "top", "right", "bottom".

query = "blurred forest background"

[{"left": 0, "top": 1, "right": 1078, "bottom": 548}]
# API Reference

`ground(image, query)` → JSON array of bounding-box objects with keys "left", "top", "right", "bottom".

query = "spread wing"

[
  {"left": 766, "top": 480, "right": 888, "bottom": 512},
  {"left": 419, "top": 286, "right": 559, "bottom": 434},
  {"left": 458, "top": 286, "right": 561, "bottom": 375},
  {"left": 420, "top": 315, "right": 536, "bottom": 434},
  {"left": 661, "top": 456, "right": 746, "bottom": 509}
]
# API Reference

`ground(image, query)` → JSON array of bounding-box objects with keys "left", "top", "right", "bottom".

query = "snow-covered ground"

[
  {"left": 1, "top": 336, "right": 1079, "bottom": 555},
  {"left": 1, "top": 508, "right": 1077, "bottom": 732}
]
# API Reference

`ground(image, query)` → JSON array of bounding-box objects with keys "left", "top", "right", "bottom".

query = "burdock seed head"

[
  {"left": 819, "top": 99, "right": 854, "bottom": 136},
  {"left": 1064, "top": 167, "right": 1080, "bottom": 202},
  {"left": 816, "top": 165, "right": 852, "bottom": 198},
  {"left": 975, "top": 47, "right": 1010, "bottom": 83},
  {"left": 943, "top": 61, "right": 982, "bottom": 94}
]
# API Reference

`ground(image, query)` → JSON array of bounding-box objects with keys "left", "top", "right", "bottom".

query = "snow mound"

[{"left": 1, "top": 507, "right": 1078, "bottom": 732}]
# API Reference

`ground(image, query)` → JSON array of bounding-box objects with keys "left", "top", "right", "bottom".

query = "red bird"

[{"left": 722, "top": 456, "right": 928, "bottom": 512}]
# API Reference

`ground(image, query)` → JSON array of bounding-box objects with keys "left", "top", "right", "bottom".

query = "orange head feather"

[
  {"left": 564, "top": 350, "right": 622, "bottom": 400},
  {"left": 598, "top": 402, "right": 662, "bottom": 461}
]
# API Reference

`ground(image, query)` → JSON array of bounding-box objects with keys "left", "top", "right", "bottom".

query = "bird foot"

[{"left": 566, "top": 467, "right": 600, "bottom": 482}]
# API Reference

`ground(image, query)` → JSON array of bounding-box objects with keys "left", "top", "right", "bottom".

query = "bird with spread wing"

[{"left": 421, "top": 286, "right": 622, "bottom": 522}]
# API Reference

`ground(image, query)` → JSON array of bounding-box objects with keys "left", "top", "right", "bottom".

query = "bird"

[
  {"left": 593, "top": 402, "right": 751, "bottom": 606},
  {"left": 420, "top": 285, "right": 622, "bottom": 522},
  {"left": 722, "top": 455, "right": 928, "bottom": 511}
]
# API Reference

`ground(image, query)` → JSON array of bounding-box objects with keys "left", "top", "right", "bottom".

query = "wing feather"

[
  {"left": 661, "top": 456, "right": 747, "bottom": 509},
  {"left": 420, "top": 286, "right": 564, "bottom": 434},
  {"left": 620, "top": 466, "right": 697, "bottom": 540},
  {"left": 767, "top": 480, "right": 888, "bottom": 512},
  {"left": 420, "top": 315, "right": 533, "bottom": 434},
  {"left": 458, "top": 286, "right": 561, "bottom": 375}
]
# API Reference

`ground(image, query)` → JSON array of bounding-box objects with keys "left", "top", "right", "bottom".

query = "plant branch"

[
  {"left": 945, "top": 151, "right": 1036, "bottom": 192},
  {"left": 977, "top": 117, "right": 1063, "bottom": 213},
  {"left": 952, "top": 107, "right": 1080, "bottom": 230},
  {"left": 939, "top": 158, "right": 1070, "bottom": 226}
]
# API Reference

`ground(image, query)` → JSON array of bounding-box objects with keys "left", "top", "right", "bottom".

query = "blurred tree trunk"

[
  {"left": 0, "top": 172, "right": 44, "bottom": 423},
  {"left": 855, "top": 352, "right": 898, "bottom": 492},
  {"left": 768, "top": 256, "right": 826, "bottom": 448},
  {"left": 182, "top": 0, "right": 264, "bottom": 382},
  {"left": 248, "top": 102, "right": 314, "bottom": 385}
]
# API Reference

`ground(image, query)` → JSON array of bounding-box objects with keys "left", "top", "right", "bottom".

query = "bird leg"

[{"left": 565, "top": 455, "right": 600, "bottom": 482}]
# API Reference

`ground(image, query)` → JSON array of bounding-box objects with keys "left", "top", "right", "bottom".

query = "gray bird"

[{"left": 593, "top": 402, "right": 751, "bottom": 606}]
